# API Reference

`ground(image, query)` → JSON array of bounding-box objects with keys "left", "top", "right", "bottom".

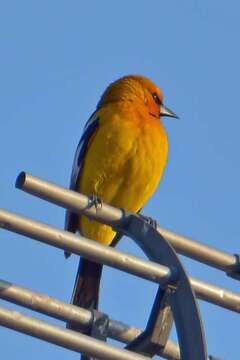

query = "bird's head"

[{"left": 97, "top": 75, "right": 178, "bottom": 119}]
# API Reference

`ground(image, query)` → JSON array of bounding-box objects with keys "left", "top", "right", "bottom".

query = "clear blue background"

[{"left": 0, "top": 1, "right": 239, "bottom": 358}]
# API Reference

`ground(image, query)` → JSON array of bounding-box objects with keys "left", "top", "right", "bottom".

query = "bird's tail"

[{"left": 68, "top": 258, "right": 103, "bottom": 329}]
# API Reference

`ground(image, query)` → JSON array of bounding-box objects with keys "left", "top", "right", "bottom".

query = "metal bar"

[
  {"left": 0, "top": 279, "right": 221, "bottom": 360},
  {"left": 0, "top": 305, "right": 151, "bottom": 360},
  {"left": 0, "top": 209, "right": 239, "bottom": 313},
  {"left": 85, "top": 310, "right": 110, "bottom": 360},
  {"left": 191, "top": 278, "right": 240, "bottom": 312},
  {"left": 0, "top": 279, "right": 179, "bottom": 359},
  {"left": 0, "top": 279, "right": 91, "bottom": 329},
  {"left": 16, "top": 172, "right": 240, "bottom": 276},
  {"left": 157, "top": 227, "right": 239, "bottom": 276},
  {"left": 0, "top": 209, "right": 173, "bottom": 287},
  {"left": 16, "top": 172, "right": 123, "bottom": 227},
  {"left": 0, "top": 280, "right": 180, "bottom": 360},
  {"left": 125, "top": 287, "right": 174, "bottom": 357},
  {"left": 125, "top": 215, "right": 208, "bottom": 360},
  {"left": 0, "top": 279, "right": 222, "bottom": 360}
]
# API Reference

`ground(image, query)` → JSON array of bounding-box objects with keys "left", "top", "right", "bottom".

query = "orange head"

[{"left": 97, "top": 75, "right": 178, "bottom": 119}]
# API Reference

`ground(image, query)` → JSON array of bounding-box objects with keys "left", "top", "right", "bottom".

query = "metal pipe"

[
  {"left": 0, "top": 279, "right": 91, "bottom": 329},
  {"left": 191, "top": 278, "right": 240, "bottom": 312},
  {"left": 16, "top": 171, "right": 123, "bottom": 227},
  {"left": 126, "top": 216, "right": 208, "bottom": 360},
  {"left": 0, "top": 306, "right": 151, "bottom": 360},
  {"left": 0, "top": 209, "right": 240, "bottom": 313},
  {"left": 16, "top": 172, "right": 239, "bottom": 275},
  {"left": 157, "top": 227, "right": 238, "bottom": 274},
  {"left": 0, "top": 209, "right": 173, "bottom": 287},
  {"left": 0, "top": 279, "right": 180, "bottom": 360}
]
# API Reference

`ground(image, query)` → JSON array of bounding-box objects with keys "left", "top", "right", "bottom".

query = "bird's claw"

[
  {"left": 139, "top": 214, "right": 158, "bottom": 229},
  {"left": 89, "top": 195, "right": 103, "bottom": 213}
]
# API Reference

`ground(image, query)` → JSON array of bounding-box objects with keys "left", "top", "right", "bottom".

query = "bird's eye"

[{"left": 152, "top": 93, "right": 162, "bottom": 105}]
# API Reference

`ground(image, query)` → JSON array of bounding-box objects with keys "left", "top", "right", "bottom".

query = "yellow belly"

[{"left": 77, "top": 105, "right": 168, "bottom": 245}]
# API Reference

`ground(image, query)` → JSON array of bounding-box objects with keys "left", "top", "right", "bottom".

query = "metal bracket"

[
  {"left": 81, "top": 310, "right": 109, "bottom": 360},
  {"left": 125, "top": 286, "right": 173, "bottom": 357},
  {"left": 227, "top": 254, "right": 240, "bottom": 280},
  {"left": 121, "top": 213, "right": 208, "bottom": 360},
  {"left": 90, "top": 309, "right": 110, "bottom": 341}
]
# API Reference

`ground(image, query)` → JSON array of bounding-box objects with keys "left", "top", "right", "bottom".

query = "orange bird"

[{"left": 65, "top": 75, "right": 177, "bottom": 313}]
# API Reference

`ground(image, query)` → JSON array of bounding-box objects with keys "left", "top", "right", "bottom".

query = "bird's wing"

[{"left": 65, "top": 111, "right": 99, "bottom": 234}]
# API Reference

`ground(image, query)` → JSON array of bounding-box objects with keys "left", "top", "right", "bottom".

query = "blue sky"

[{"left": 0, "top": 1, "right": 239, "bottom": 358}]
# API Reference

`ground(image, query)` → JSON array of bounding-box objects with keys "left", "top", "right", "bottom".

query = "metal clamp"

[
  {"left": 81, "top": 310, "right": 109, "bottom": 360},
  {"left": 121, "top": 213, "right": 208, "bottom": 360},
  {"left": 125, "top": 287, "right": 173, "bottom": 357},
  {"left": 227, "top": 254, "right": 240, "bottom": 280},
  {"left": 90, "top": 309, "right": 109, "bottom": 341}
]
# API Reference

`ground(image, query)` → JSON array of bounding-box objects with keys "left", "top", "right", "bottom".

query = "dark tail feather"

[
  {"left": 64, "top": 211, "right": 79, "bottom": 258},
  {"left": 68, "top": 259, "right": 102, "bottom": 360},
  {"left": 69, "top": 258, "right": 103, "bottom": 323}
]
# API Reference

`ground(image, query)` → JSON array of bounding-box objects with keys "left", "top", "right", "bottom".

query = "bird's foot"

[
  {"left": 138, "top": 214, "right": 158, "bottom": 229},
  {"left": 88, "top": 195, "right": 103, "bottom": 213}
]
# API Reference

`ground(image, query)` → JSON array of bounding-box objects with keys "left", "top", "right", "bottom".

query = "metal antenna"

[{"left": 0, "top": 172, "right": 239, "bottom": 359}]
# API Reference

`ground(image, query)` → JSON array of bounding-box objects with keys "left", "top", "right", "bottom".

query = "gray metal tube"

[
  {"left": 16, "top": 171, "right": 123, "bottom": 227},
  {"left": 16, "top": 172, "right": 238, "bottom": 274},
  {"left": 0, "top": 306, "right": 150, "bottom": 360},
  {"left": 0, "top": 209, "right": 173, "bottom": 286},
  {"left": 0, "top": 209, "right": 239, "bottom": 313},
  {"left": 157, "top": 227, "right": 237, "bottom": 273},
  {"left": 0, "top": 279, "right": 180, "bottom": 360},
  {"left": 191, "top": 278, "right": 240, "bottom": 312},
  {"left": 0, "top": 279, "right": 91, "bottom": 329}
]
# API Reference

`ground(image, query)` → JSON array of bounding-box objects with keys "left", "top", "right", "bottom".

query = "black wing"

[{"left": 65, "top": 112, "right": 99, "bottom": 236}]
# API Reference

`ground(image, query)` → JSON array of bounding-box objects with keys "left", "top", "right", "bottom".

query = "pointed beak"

[{"left": 160, "top": 104, "right": 179, "bottom": 119}]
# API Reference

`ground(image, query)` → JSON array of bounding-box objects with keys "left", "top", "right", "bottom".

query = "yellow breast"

[{"left": 77, "top": 103, "right": 168, "bottom": 245}]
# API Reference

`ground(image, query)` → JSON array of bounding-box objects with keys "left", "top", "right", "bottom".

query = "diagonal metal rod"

[
  {"left": 126, "top": 216, "right": 207, "bottom": 360},
  {"left": 0, "top": 209, "right": 173, "bottom": 287},
  {"left": 0, "top": 305, "right": 151, "bottom": 360},
  {"left": 0, "top": 209, "right": 239, "bottom": 313},
  {"left": 15, "top": 172, "right": 240, "bottom": 277},
  {"left": 0, "top": 279, "right": 180, "bottom": 360}
]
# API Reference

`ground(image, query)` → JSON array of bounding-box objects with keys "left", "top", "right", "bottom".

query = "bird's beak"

[{"left": 160, "top": 104, "right": 179, "bottom": 119}]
